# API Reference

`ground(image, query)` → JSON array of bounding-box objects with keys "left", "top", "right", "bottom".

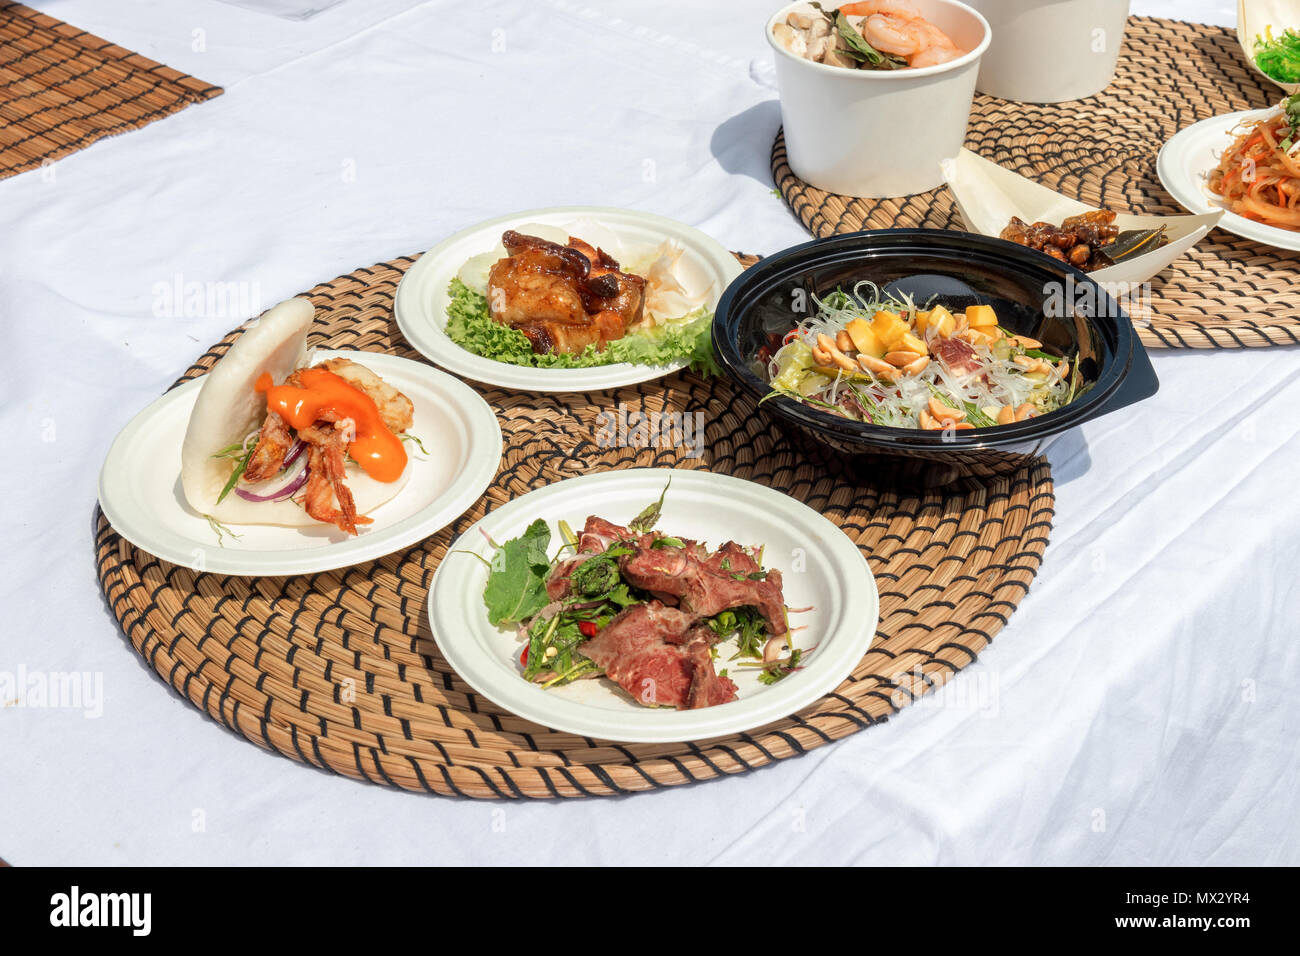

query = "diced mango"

[
  {"left": 914, "top": 310, "right": 931, "bottom": 333},
  {"left": 870, "top": 310, "right": 909, "bottom": 350},
  {"left": 966, "top": 305, "right": 998, "bottom": 328},
  {"left": 844, "top": 318, "right": 886, "bottom": 358},
  {"left": 898, "top": 331, "right": 929, "bottom": 356},
  {"left": 928, "top": 305, "right": 956, "bottom": 338}
]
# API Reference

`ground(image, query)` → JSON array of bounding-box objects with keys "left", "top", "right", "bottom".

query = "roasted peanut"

[
  {"left": 928, "top": 396, "right": 966, "bottom": 423},
  {"left": 901, "top": 355, "right": 930, "bottom": 376},
  {"left": 858, "top": 354, "right": 895, "bottom": 376},
  {"left": 884, "top": 349, "right": 923, "bottom": 368},
  {"left": 815, "top": 333, "right": 858, "bottom": 371},
  {"left": 1013, "top": 355, "right": 1051, "bottom": 375}
]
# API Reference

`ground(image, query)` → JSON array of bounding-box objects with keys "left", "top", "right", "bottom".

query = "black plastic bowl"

[{"left": 712, "top": 229, "right": 1159, "bottom": 487}]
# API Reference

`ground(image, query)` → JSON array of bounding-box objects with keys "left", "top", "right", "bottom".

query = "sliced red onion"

[
  {"left": 282, "top": 437, "right": 305, "bottom": 468},
  {"left": 235, "top": 458, "right": 310, "bottom": 503}
]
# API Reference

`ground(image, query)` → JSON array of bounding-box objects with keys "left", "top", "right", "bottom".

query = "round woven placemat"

[
  {"left": 772, "top": 15, "right": 1300, "bottom": 350},
  {"left": 94, "top": 256, "right": 1054, "bottom": 799}
]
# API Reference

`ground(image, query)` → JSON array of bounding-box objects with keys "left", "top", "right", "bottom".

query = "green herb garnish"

[
  {"left": 628, "top": 478, "right": 671, "bottom": 534},
  {"left": 215, "top": 443, "right": 256, "bottom": 504},
  {"left": 400, "top": 433, "right": 428, "bottom": 455},
  {"left": 203, "top": 514, "right": 242, "bottom": 547},
  {"left": 211, "top": 440, "right": 249, "bottom": 460},
  {"left": 540, "top": 658, "right": 600, "bottom": 689},
  {"left": 1282, "top": 92, "right": 1300, "bottom": 152},
  {"left": 757, "top": 647, "right": 806, "bottom": 685},
  {"left": 707, "top": 607, "right": 769, "bottom": 661}
]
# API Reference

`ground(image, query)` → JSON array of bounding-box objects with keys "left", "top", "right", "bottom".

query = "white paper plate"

[
  {"left": 393, "top": 206, "right": 743, "bottom": 392},
  {"left": 427, "top": 468, "right": 878, "bottom": 743},
  {"left": 1157, "top": 109, "right": 1300, "bottom": 252},
  {"left": 98, "top": 350, "right": 502, "bottom": 576},
  {"left": 941, "top": 148, "right": 1222, "bottom": 284}
]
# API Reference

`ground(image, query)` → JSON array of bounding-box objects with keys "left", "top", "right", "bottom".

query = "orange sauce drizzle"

[{"left": 255, "top": 369, "right": 406, "bottom": 482}]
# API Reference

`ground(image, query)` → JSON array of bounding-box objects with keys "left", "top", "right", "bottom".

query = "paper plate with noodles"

[
  {"left": 1157, "top": 98, "right": 1300, "bottom": 251},
  {"left": 394, "top": 206, "right": 744, "bottom": 392}
]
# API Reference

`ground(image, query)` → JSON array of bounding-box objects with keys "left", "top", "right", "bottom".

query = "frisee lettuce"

[{"left": 445, "top": 278, "right": 721, "bottom": 376}]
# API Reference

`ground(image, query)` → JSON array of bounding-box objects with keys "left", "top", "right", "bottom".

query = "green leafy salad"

[
  {"left": 446, "top": 278, "right": 719, "bottom": 375},
  {"left": 468, "top": 485, "right": 807, "bottom": 709}
]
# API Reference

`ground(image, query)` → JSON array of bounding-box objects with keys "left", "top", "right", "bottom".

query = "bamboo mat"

[
  {"left": 773, "top": 16, "right": 1300, "bottom": 350},
  {"left": 0, "top": 2, "right": 221, "bottom": 179},
  {"left": 94, "top": 255, "right": 1055, "bottom": 799}
]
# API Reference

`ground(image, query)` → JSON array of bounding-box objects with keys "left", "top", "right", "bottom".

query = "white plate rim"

[
  {"left": 426, "top": 468, "right": 879, "bottom": 743},
  {"left": 392, "top": 205, "right": 744, "bottom": 392},
  {"left": 1157, "top": 109, "right": 1300, "bottom": 252},
  {"left": 98, "top": 350, "right": 502, "bottom": 576}
]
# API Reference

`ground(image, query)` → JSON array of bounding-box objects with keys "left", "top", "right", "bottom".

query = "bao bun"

[{"left": 180, "top": 298, "right": 411, "bottom": 526}]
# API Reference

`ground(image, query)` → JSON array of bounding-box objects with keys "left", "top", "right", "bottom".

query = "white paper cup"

[
  {"left": 967, "top": 0, "right": 1130, "bottom": 103},
  {"left": 768, "top": 0, "right": 991, "bottom": 199}
]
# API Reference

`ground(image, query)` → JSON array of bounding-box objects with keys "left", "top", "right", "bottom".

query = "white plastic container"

[
  {"left": 767, "top": 0, "right": 992, "bottom": 199},
  {"left": 967, "top": 0, "right": 1130, "bottom": 103}
]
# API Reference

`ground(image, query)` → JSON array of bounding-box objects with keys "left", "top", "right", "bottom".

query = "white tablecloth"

[{"left": 3, "top": 0, "right": 1295, "bottom": 866}]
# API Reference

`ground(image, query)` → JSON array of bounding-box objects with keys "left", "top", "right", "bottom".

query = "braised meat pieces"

[
  {"left": 999, "top": 210, "right": 1170, "bottom": 273},
  {"left": 487, "top": 230, "right": 646, "bottom": 355},
  {"left": 546, "top": 515, "right": 789, "bottom": 710},
  {"left": 1000, "top": 210, "right": 1122, "bottom": 271}
]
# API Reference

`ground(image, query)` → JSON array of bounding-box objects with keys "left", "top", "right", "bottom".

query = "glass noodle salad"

[{"left": 762, "top": 283, "right": 1083, "bottom": 430}]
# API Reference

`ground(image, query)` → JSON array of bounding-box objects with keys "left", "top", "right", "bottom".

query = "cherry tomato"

[
  {"left": 519, "top": 645, "right": 529, "bottom": 667},
  {"left": 578, "top": 621, "right": 599, "bottom": 638}
]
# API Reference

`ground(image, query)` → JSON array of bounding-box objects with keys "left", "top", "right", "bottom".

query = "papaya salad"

[{"left": 761, "top": 284, "right": 1083, "bottom": 430}]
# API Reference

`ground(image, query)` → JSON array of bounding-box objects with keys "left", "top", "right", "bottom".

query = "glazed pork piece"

[{"left": 486, "top": 230, "right": 646, "bottom": 355}]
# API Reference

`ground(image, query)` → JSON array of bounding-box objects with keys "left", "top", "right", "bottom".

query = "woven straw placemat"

[
  {"left": 0, "top": 2, "right": 222, "bottom": 180},
  {"left": 772, "top": 16, "right": 1300, "bottom": 350},
  {"left": 93, "top": 256, "right": 1054, "bottom": 799}
]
